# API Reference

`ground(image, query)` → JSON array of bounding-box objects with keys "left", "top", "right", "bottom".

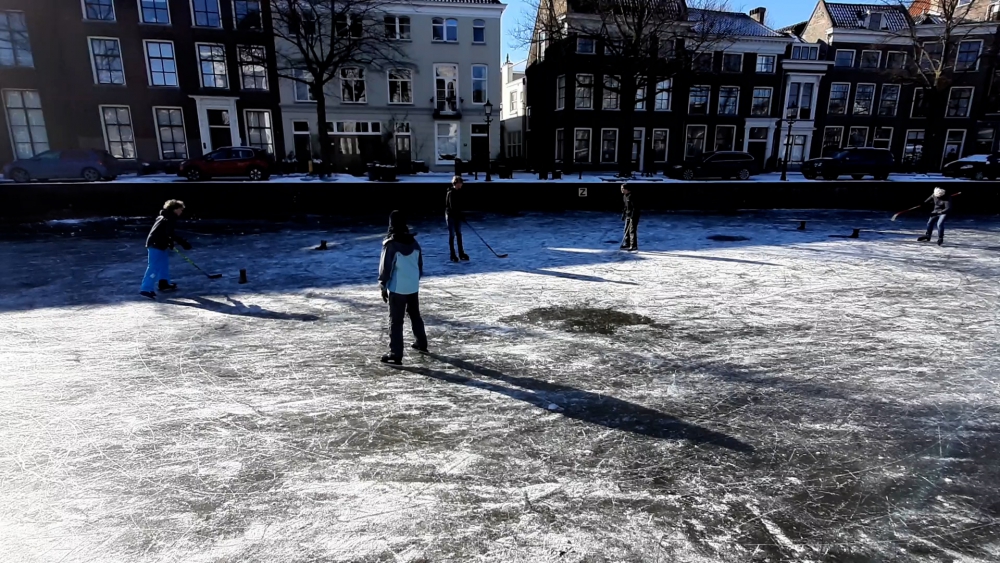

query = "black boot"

[
  {"left": 917, "top": 236, "right": 930, "bottom": 242},
  {"left": 158, "top": 280, "right": 177, "bottom": 291},
  {"left": 450, "top": 251, "right": 459, "bottom": 262},
  {"left": 140, "top": 291, "right": 156, "bottom": 300},
  {"left": 380, "top": 354, "right": 402, "bottom": 365},
  {"left": 937, "top": 238, "right": 944, "bottom": 246},
  {"left": 411, "top": 342, "right": 429, "bottom": 353},
  {"left": 459, "top": 253, "right": 470, "bottom": 261}
]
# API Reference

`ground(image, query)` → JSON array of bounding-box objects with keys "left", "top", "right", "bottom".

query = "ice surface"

[{"left": 1, "top": 211, "right": 999, "bottom": 562}]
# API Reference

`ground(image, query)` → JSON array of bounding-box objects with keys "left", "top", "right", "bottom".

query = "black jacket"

[
  {"left": 145, "top": 210, "right": 189, "bottom": 250},
  {"left": 926, "top": 194, "right": 952, "bottom": 215},
  {"left": 622, "top": 191, "right": 639, "bottom": 220},
  {"left": 446, "top": 187, "right": 463, "bottom": 219}
]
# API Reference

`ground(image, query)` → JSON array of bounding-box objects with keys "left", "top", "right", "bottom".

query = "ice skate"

[
  {"left": 139, "top": 291, "right": 156, "bottom": 300},
  {"left": 917, "top": 236, "right": 930, "bottom": 242},
  {"left": 411, "top": 342, "right": 429, "bottom": 354},
  {"left": 158, "top": 281, "right": 178, "bottom": 291},
  {"left": 380, "top": 354, "right": 402, "bottom": 365}
]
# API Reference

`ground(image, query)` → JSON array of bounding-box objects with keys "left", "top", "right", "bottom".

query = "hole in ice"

[
  {"left": 502, "top": 306, "right": 662, "bottom": 335},
  {"left": 707, "top": 235, "right": 750, "bottom": 242}
]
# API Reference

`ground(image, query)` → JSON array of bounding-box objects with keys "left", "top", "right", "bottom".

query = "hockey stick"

[
  {"left": 891, "top": 192, "right": 962, "bottom": 221},
  {"left": 463, "top": 220, "right": 508, "bottom": 258},
  {"left": 173, "top": 248, "right": 223, "bottom": 279}
]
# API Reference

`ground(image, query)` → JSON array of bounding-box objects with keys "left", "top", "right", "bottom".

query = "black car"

[
  {"left": 668, "top": 151, "right": 758, "bottom": 180},
  {"left": 801, "top": 147, "right": 894, "bottom": 180},
  {"left": 942, "top": 153, "right": 998, "bottom": 180},
  {"left": 3, "top": 149, "right": 122, "bottom": 183}
]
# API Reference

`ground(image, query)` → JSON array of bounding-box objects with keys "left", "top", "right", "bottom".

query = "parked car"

[
  {"left": 801, "top": 147, "right": 894, "bottom": 180},
  {"left": 178, "top": 147, "right": 273, "bottom": 181},
  {"left": 2, "top": 149, "right": 121, "bottom": 183},
  {"left": 942, "top": 153, "right": 998, "bottom": 180},
  {"left": 668, "top": 151, "right": 758, "bottom": 180}
]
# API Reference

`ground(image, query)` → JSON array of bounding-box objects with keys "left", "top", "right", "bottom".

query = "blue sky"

[{"left": 499, "top": 0, "right": 818, "bottom": 64}]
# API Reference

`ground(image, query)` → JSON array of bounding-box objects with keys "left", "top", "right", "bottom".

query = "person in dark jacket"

[
  {"left": 140, "top": 199, "right": 191, "bottom": 299},
  {"left": 378, "top": 211, "right": 428, "bottom": 365},
  {"left": 918, "top": 187, "right": 951, "bottom": 245},
  {"left": 620, "top": 184, "right": 639, "bottom": 251},
  {"left": 446, "top": 176, "right": 469, "bottom": 262}
]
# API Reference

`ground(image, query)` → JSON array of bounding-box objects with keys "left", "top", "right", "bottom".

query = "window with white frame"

[
  {"left": 293, "top": 69, "right": 315, "bottom": 102},
  {"left": 956, "top": 40, "right": 982, "bottom": 71},
  {"left": 100, "top": 106, "right": 136, "bottom": 159},
  {"left": 652, "top": 129, "right": 668, "bottom": 162},
  {"left": 384, "top": 16, "right": 410, "bottom": 40},
  {"left": 197, "top": 44, "right": 228, "bottom": 88},
  {"left": 920, "top": 41, "right": 943, "bottom": 71},
  {"left": 722, "top": 53, "right": 742, "bottom": 73},
  {"left": 89, "top": 38, "right": 125, "bottom": 85},
  {"left": 715, "top": 125, "right": 736, "bottom": 152},
  {"left": 787, "top": 82, "right": 815, "bottom": 119},
  {"left": 878, "top": 84, "right": 900, "bottom": 116},
  {"left": 332, "top": 121, "right": 381, "bottom": 134},
  {"left": 388, "top": 69, "right": 412, "bottom": 104},
  {"left": 751, "top": 87, "right": 772, "bottom": 116},
  {"left": 654, "top": 79, "right": 671, "bottom": 111},
  {"left": 947, "top": 86, "right": 973, "bottom": 117},
  {"left": 577, "top": 37, "right": 595, "bottom": 54},
  {"left": 432, "top": 17, "right": 458, "bottom": 42},
  {"left": 835, "top": 50, "right": 855, "bottom": 67},
  {"left": 823, "top": 126, "right": 843, "bottom": 153},
  {"left": 538, "top": 31, "right": 546, "bottom": 61},
  {"left": 872, "top": 127, "right": 892, "bottom": 150},
  {"left": 234, "top": 0, "right": 261, "bottom": 30},
  {"left": 83, "top": 0, "right": 116, "bottom": 21},
  {"left": 911, "top": 88, "right": 928, "bottom": 117},
  {"left": 600, "top": 128, "right": 617, "bottom": 163},
  {"left": 847, "top": 126, "right": 868, "bottom": 147},
  {"left": 238, "top": 45, "right": 268, "bottom": 90},
  {"left": 472, "top": 64, "right": 487, "bottom": 104},
  {"left": 574, "top": 128, "right": 591, "bottom": 162},
  {"left": 689, "top": 85, "right": 709, "bottom": 114},
  {"left": 943, "top": 129, "right": 965, "bottom": 163},
  {"left": 575, "top": 74, "right": 593, "bottom": 109},
  {"left": 791, "top": 45, "right": 818, "bottom": 60},
  {"left": 145, "top": 41, "right": 177, "bottom": 86},
  {"left": 435, "top": 64, "right": 458, "bottom": 112},
  {"left": 192, "top": 0, "right": 221, "bottom": 27},
  {"left": 685, "top": 125, "right": 706, "bottom": 158},
  {"left": 3, "top": 90, "right": 48, "bottom": 159},
  {"left": 139, "top": 0, "right": 170, "bottom": 24},
  {"left": 436, "top": 122, "right": 459, "bottom": 163},
  {"left": 990, "top": 1, "right": 1000, "bottom": 20},
  {"left": 853, "top": 83, "right": 875, "bottom": 115},
  {"left": 828, "top": 83, "right": 850, "bottom": 115},
  {"left": 903, "top": 130, "right": 925, "bottom": 165},
  {"left": 556, "top": 75, "right": 565, "bottom": 110},
  {"left": 506, "top": 130, "right": 522, "bottom": 157},
  {"left": 603, "top": 76, "right": 620, "bottom": 110},
  {"left": 473, "top": 19, "right": 486, "bottom": 43},
  {"left": 635, "top": 83, "right": 645, "bottom": 110},
  {"left": 718, "top": 86, "right": 739, "bottom": 115},
  {"left": 153, "top": 107, "right": 187, "bottom": 159},
  {"left": 555, "top": 128, "right": 564, "bottom": 161},
  {"left": 756, "top": 54, "right": 775, "bottom": 73},
  {"left": 245, "top": 109, "right": 274, "bottom": 153},
  {"left": 0, "top": 11, "right": 33, "bottom": 67},
  {"left": 885, "top": 51, "right": 906, "bottom": 70},
  {"left": 335, "top": 13, "right": 362, "bottom": 38},
  {"left": 860, "top": 50, "right": 881, "bottom": 69},
  {"left": 340, "top": 67, "right": 365, "bottom": 103}
]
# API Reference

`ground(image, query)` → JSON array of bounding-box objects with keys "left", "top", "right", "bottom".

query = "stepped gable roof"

[
  {"left": 688, "top": 8, "right": 784, "bottom": 37},
  {"left": 824, "top": 1, "right": 911, "bottom": 30}
]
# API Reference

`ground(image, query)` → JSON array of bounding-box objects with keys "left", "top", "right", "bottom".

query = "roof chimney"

[{"left": 750, "top": 7, "right": 766, "bottom": 24}]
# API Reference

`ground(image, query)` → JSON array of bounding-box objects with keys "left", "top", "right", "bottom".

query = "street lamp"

[
  {"left": 781, "top": 106, "right": 798, "bottom": 182},
  {"left": 484, "top": 99, "right": 494, "bottom": 182}
]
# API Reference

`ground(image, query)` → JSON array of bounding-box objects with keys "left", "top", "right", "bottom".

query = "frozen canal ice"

[{"left": 1, "top": 211, "right": 999, "bottom": 562}]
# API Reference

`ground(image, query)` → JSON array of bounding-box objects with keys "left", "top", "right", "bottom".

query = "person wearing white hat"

[{"left": 917, "top": 187, "right": 951, "bottom": 246}]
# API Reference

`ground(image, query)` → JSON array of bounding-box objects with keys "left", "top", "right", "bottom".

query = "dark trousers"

[
  {"left": 388, "top": 292, "right": 427, "bottom": 358},
  {"left": 925, "top": 213, "right": 946, "bottom": 241},
  {"left": 621, "top": 216, "right": 639, "bottom": 249},
  {"left": 446, "top": 213, "right": 465, "bottom": 256}
]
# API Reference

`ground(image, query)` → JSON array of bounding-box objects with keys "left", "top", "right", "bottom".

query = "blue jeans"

[
  {"left": 140, "top": 248, "right": 170, "bottom": 292},
  {"left": 446, "top": 213, "right": 465, "bottom": 256},
  {"left": 925, "top": 214, "right": 946, "bottom": 241}
]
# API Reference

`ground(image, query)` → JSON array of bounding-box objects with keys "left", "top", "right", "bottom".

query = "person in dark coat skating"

[
  {"left": 378, "top": 211, "right": 428, "bottom": 365},
  {"left": 140, "top": 199, "right": 191, "bottom": 299},
  {"left": 446, "top": 176, "right": 469, "bottom": 262},
  {"left": 620, "top": 184, "right": 639, "bottom": 251},
  {"left": 918, "top": 187, "right": 951, "bottom": 246}
]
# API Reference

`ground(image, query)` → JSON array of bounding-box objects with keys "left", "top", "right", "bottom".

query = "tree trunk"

[
  {"left": 313, "top": 82, "right": 331, "bottom": 177},
  {"left": 617, "top": 80, "right": 638, "bottom": 178}
]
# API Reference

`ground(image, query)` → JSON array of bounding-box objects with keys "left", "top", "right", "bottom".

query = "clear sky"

[{"left": 499, "top": 0, "right": 820, "bottom": 65}]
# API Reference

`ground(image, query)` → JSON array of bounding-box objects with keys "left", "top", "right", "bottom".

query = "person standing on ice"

[
  {"left": 378, "top": 210, "right": 428, "bottom": 365},
  {"left": 620, "top": 184, "right": 639, "bottom": 251},
  {"left": 917, "top": 187, "right": 951, "bottom": 246},
  {"left": 140, "top": 199, "right": 190, "bottom": 300},
  {"left": 446, "top": 176, "right": 469, "bottom": 262}
]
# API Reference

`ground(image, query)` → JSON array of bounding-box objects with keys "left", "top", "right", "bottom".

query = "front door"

[
  {"left": 208, "top": 110, "right": 233, "bottom": 150},
  {"left": 470, "top": 123, "right": 489, "bottom": 169},
  {"left": 395, "top": 134, "right": 411, "bottom": 167},
  {"left": 631, "top": 128, "right": 644, "bottom": 171}
]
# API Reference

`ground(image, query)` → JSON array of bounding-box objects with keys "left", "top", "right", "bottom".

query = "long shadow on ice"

[
  {"left": 398, "top": 353, "right": 755, "bottom": 453},
  {"left": 161, "top": 295, "right": 320, "bottom": 321}
]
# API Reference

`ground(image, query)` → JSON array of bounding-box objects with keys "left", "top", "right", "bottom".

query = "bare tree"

[
  {"left": 881, "top": 0, "right": 998, "bottom": 170},
  {"left": 267, "top": 0, "right": 407, "bottom": 174},
  {"left": 516, "top": 0, "right": 741, "bottom": 176}
]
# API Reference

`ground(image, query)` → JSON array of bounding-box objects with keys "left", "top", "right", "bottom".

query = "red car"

[{"left": 178, "top": 147, "right": 273, "bottom": 181}]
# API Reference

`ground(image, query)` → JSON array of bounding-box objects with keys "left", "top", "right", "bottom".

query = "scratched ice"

[{"left": 1, "top": 211, "right": 998, "bottom": 562}]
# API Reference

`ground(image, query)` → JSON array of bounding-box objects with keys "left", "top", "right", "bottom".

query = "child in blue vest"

[{"left": 378, "top": 211, "right": 428, "bottom": 365}]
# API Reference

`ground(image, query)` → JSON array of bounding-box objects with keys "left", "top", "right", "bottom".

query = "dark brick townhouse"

[{"left": 0, "top": 0, "right": 283, "bottom": 167}]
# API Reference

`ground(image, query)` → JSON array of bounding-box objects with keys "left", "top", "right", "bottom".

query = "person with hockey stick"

[
  {"left": 620, "top": 184, "right": 639, "bottom": 251},
  {"left": 378, "top": 210, "right": 428, "bottom": 365},
  {"left": 140, "top": 199, "right": 191, "bottom": 300},
  {"left": 446, "top": 176, "right": 469, "bottom": 262},
  {"left": 917, "top": 187, "right": 952, "bottom": 246}
]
